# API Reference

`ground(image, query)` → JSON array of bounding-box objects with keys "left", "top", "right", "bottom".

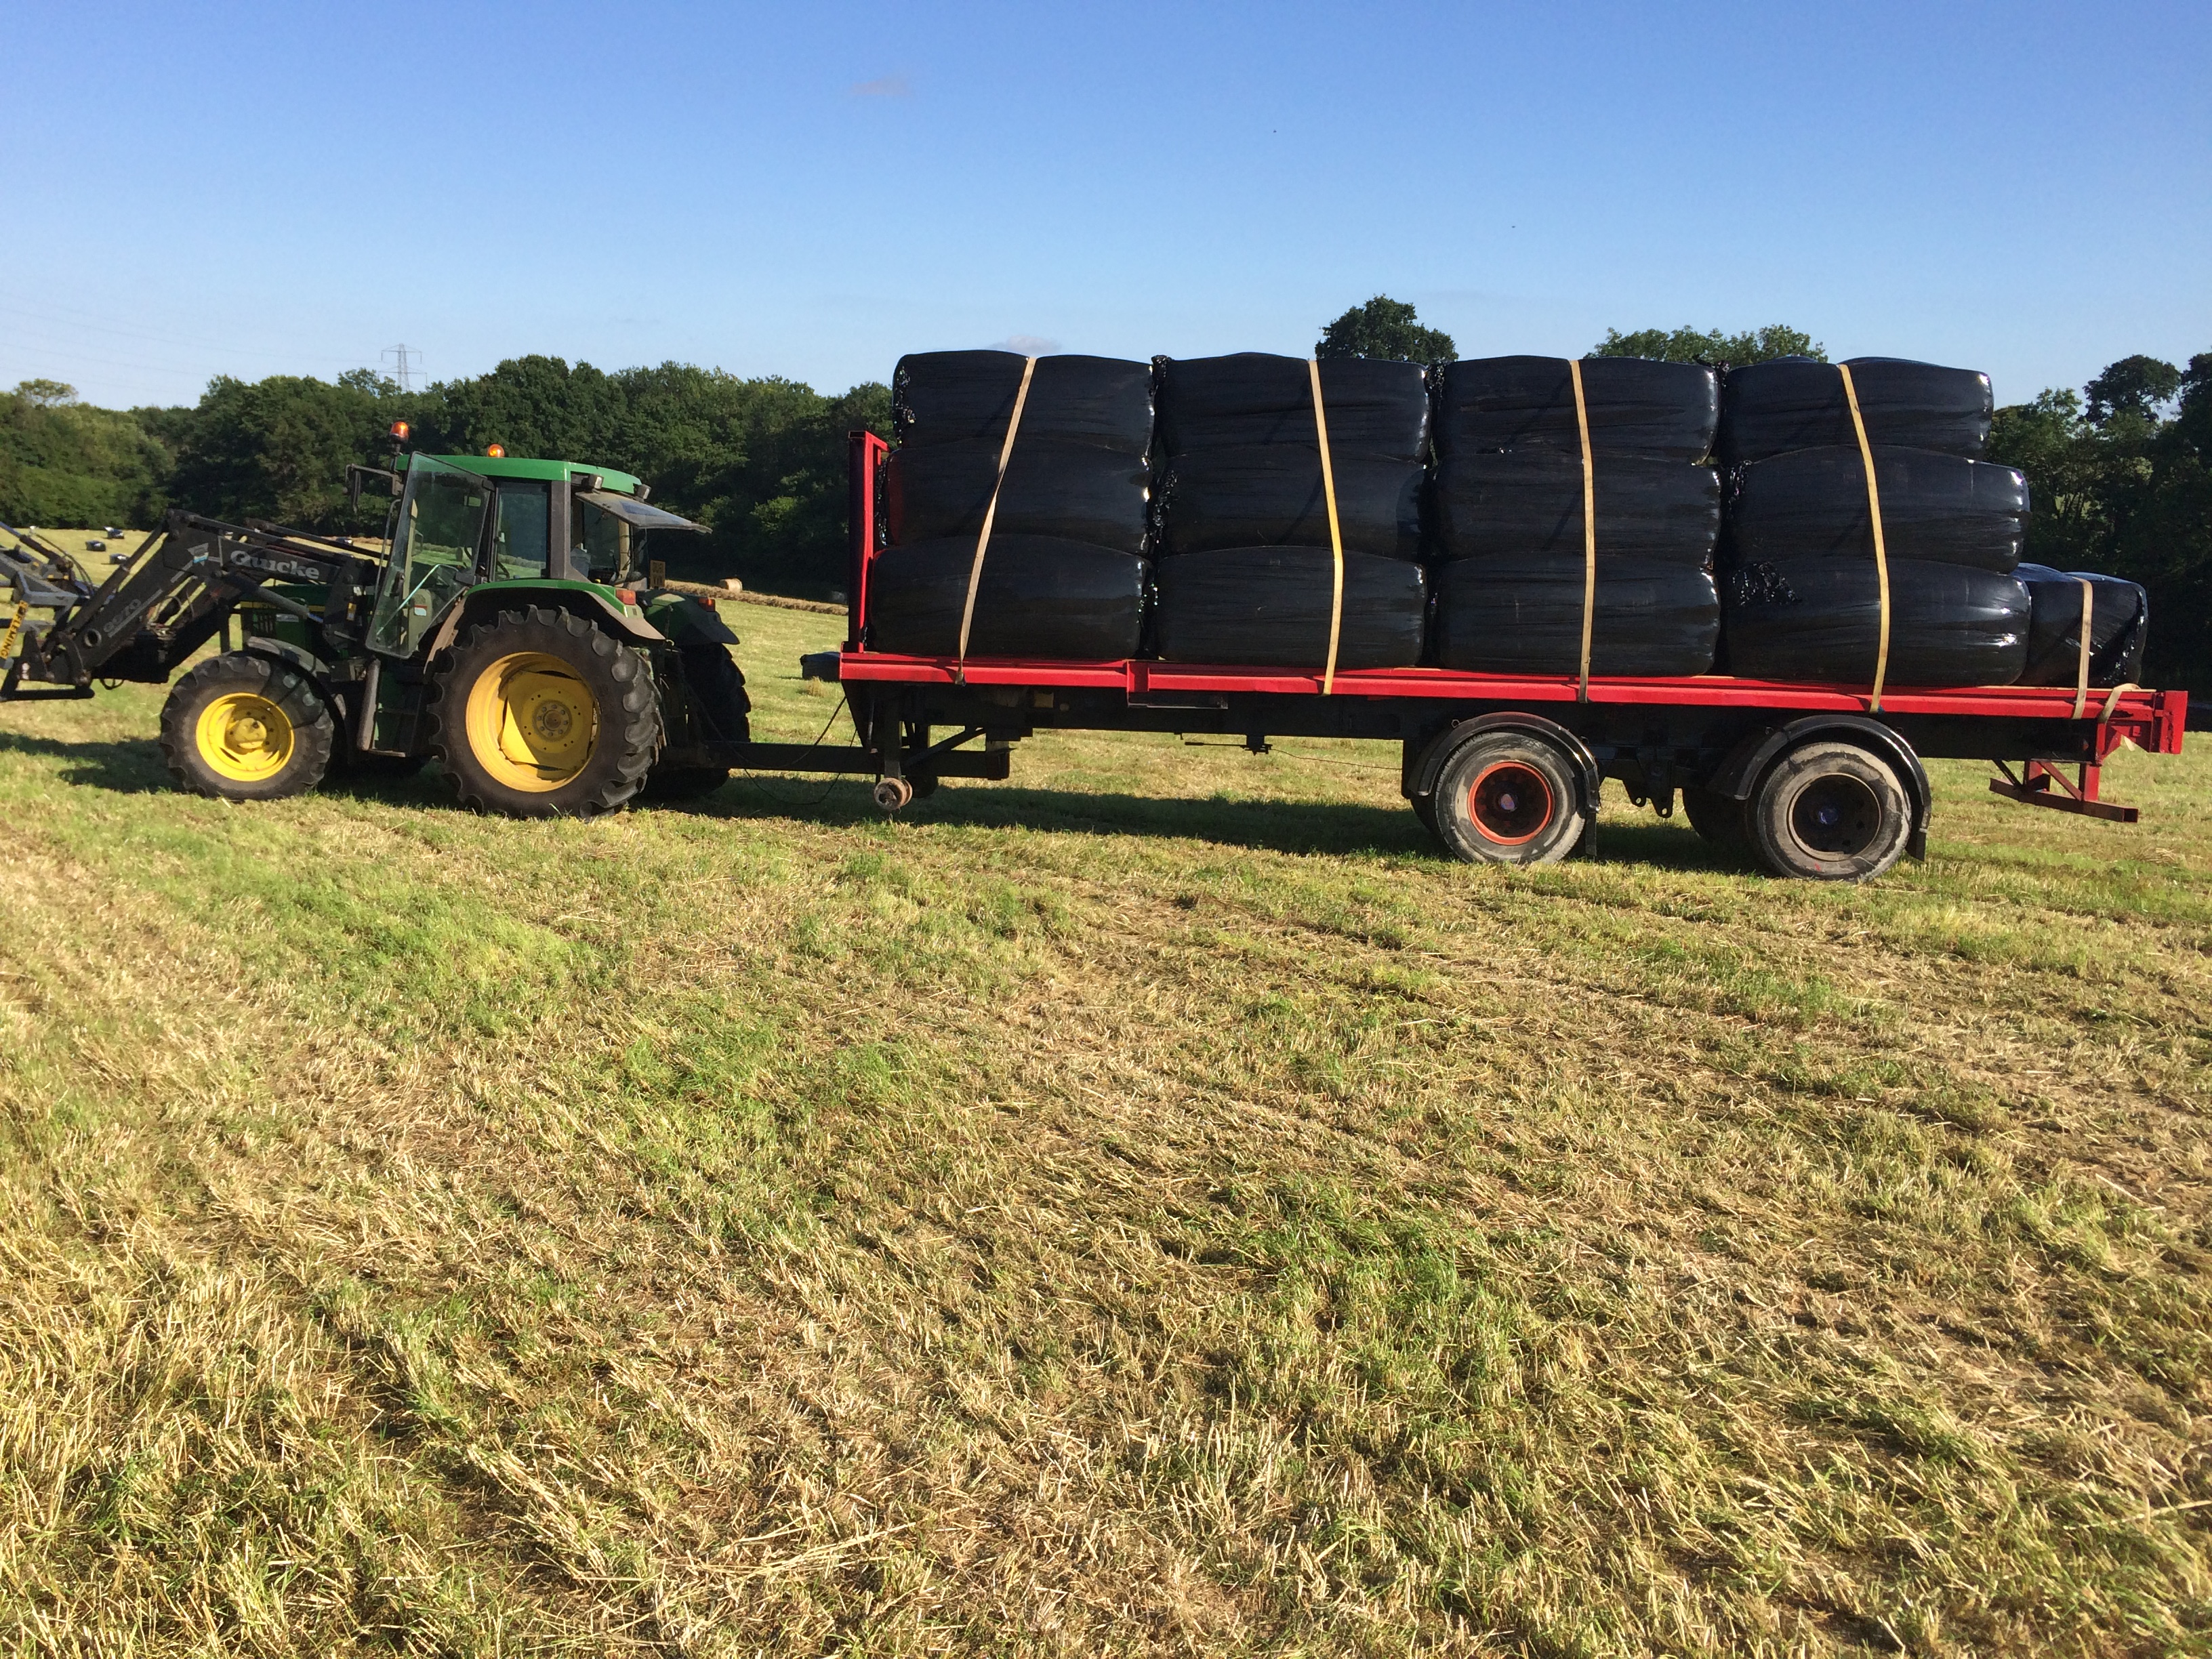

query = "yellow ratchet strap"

[
  {"left": 2100, "top": 680, "right": 2138, "bottom": 722},
  {"left": 0, "top": 599, "right": 26, "bottom": 663},
  {"left": 1309, "top": 359, "right": 1345, "bottom": 693},
  {"left": 956, "top": 354, "right": 1037, "bottom": 679},
  {"left": 1837, "top": 363, "right": 1891, "bottom": 711},
  {"left": 2071, "top": 577, "right": 2094, "bottom": 720},
  {"left": 1570, "top": 358, "right": 1597, "bottom": 699}
]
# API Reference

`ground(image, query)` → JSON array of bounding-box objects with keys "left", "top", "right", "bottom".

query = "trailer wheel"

[
  {"left": 1429, "top": 731, "right": 1586, "bottom": 866},
  {"left": 1681, "top": 784, "right": 1749, "bottom": 853},
  {"left": 159, "top": 651, "right": 333, "bottom": 801},
  {"left": 428, "top": 607, "right": 659, "bottom": 818},
  {"left": 1745, "top": 741, "right": 1911, "bottom": 882}
]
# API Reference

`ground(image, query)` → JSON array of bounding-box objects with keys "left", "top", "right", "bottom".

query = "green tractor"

[{"left": 2, "top": 447, "right": 751, "bottom": 815}]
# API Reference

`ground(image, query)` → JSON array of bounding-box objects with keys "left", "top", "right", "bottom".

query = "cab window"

[
  {"left": 578, "top": 502, "right": 633, "bottom": 583},
  {"left": 492, "top": 481, "right": 551, "bottom": 578}
]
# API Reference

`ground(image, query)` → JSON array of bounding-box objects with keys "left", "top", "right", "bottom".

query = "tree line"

[
  {"left": 6, "top": 308, "right": 2207, "bottom": 695},
  {"left": 0, "top": 362, "right": 890, "bottom": 598}
]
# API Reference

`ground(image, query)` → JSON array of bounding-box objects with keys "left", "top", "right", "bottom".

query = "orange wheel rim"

[{"left": 1467, "top": 761, "right": 1555, "bottom": 846}]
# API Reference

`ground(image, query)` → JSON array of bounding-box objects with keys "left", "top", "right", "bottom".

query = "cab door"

[{"left": 368, "top": 456, "right": 496, "bottom": 655}]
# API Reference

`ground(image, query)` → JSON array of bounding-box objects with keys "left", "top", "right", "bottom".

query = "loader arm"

[{"left": 3, "top": 512, "right": 385, "bottom": 695}]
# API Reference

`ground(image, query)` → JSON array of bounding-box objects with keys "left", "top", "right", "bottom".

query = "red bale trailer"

[{"left": 787, "top": 432, "right": 2186, "bottom": 882}]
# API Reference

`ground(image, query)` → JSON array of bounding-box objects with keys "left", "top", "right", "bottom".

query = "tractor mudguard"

[
  {"left": 423, "top": 588, "right": 665, "bottom": 664},
  {"left": 239, "top": 636, "right": 335, "bottom": 686},
  {"left": 642, "top": 591, "right": 739, "bottom": 648}
]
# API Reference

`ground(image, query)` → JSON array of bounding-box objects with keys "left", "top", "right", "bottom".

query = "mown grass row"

[{"left": 2, "top": 601, "right": 2207, "bottom": 1655}]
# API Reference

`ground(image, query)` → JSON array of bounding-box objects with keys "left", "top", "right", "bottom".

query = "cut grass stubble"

[{"left": 2, "top": 602, "right": 2208, "bottom": 1655}]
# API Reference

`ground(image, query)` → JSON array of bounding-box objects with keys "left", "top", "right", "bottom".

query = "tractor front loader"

[{"left": 1, "top": 446, "right": 752, "bottom": 817}]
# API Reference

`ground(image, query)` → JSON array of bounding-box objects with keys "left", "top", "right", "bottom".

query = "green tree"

[
  {"left": 0, "top": 384, "right": 173, "bottom": 527},
  {"left": 1316, "top": 297, "right": 1456, "bottom": 364},
  {"left": 2083, "top": 354, "right": 2181, "bottom": 427},
  {"left": 14, "top": 379, "right": 80, "bottom": 408},
  {"left": 1988, "top": 350, "right": 2212, "bottom": 699},
  {"left": 9, "top": 355, "right": 897, "bottom": 598},
  {"left": 164, "top": 370, "right": 421, "bottom": 534},
  {"left": 1592, "top": 325, "right": 1825, "bottom": 365},
  {"left": 422, "top": 356, "right": 625, "bottom": 464}
]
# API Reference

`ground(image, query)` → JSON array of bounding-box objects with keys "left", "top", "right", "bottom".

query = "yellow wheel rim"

[
  {"left": 194, "top": 691, "right": 296, "bottom": 783},
  {"left": 464, "top": 651, "right": 599, "bottom": 792}
]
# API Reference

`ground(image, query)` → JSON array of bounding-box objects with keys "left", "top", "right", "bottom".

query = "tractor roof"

[{"left": 420, "top": 454, "right": 647, "bottom": 495}]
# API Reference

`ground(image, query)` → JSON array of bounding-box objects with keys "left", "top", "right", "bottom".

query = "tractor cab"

[{"left": 367, "top": 451, "right": 705, "bottom": 657}]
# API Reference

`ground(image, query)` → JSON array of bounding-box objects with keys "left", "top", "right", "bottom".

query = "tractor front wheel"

[
  {"left": 428, "top": 608, "right": 659, "bottom": 817},
  {"left": 159, "top": 651, "right": 334, "bottom": 801}
]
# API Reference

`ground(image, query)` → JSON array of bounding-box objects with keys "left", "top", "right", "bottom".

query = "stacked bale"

[
  {"left": 1718, "top": 357, "right": 2033, "bottom": 687},
  {"left": 1429, "top": 356, "right": 1723, "bottom": 676},
  {"left": 867, "top": 350, "right": 1152, "bottom": 659},
  {"left": 1149, "top": 354, "right": 1429, "bottom": 669},
  {"left": 2012, "top": 563, "right": 2149, "bottom": 690}
]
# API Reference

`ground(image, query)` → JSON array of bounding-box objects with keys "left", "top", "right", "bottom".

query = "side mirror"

[{"left": 346, "top": 464, "right": 399, "bottom": 510}]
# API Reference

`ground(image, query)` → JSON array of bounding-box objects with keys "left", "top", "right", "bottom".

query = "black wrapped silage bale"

[
  {"left": 893, "top": 351, "right": 1153, "bottom": 454},
  {"left": 1726, "top": 445, "right": 2027, "bottom": 573},
  {"left": 1152, "top": 549, "right": 1427, "bottom": 670},
  {"left": 2012, "top": 563, "right": 2150, "bottom": 688},
  {"left": 1155, "top": 445, "right": 1422, "bottom": 559},
  {"left": 1432, "top": 449, "right": 1719, "bottom": 567},
  {"left": 1432, "top": 558, "right": 1719, "bottom": 677},
  {"left": 1155, "top": 354, "right": 1429, "bottom": 459},
  {"left": 1721, "top": 558, "right": 2029, "bottom": 687},
  {"left": 873, "top": 350, "right": 1155, "bottom": 661},
  {"left": 1433, "top": 356, "right": 1719, "bottom": 464},
  {"left": 884, "top": 438, "right": 1150, "bottom": 554},
  {"left": 866, "top": 537, "right": 1146, "bottom": 660},
  {"left": 1146, "top": 353, "right": 1428, "bottom": 670},
  {"left": 1719, "top": 356, "right": 1993, "bottom": 466},
  {"left": 1427, "top": 356, "right": 1720, "bottom": 680}
]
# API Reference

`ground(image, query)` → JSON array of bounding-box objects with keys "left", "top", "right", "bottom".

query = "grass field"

[{"left": 2, "top": 599, "right": 2207, "bottom": 1656}]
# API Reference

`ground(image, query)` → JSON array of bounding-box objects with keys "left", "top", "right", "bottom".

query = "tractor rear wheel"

[
  {"left": 159, "top": 651, "right": 333, "bottom": 801},
  {"left": 428, "top": 607, "right": 659, "bottom": 817}
]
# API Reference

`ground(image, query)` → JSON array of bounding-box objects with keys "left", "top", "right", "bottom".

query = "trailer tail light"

[{"left": 617, "top": 588, "right": 636, "bottom": 604}]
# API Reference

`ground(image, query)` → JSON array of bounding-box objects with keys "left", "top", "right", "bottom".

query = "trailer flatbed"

[{"left": 767, "top": 432, "right": 2189, "bottom": 882}]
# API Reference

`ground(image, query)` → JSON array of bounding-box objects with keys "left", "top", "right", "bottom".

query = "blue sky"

[{"left": 3, "top": 1, "right": 2205, "bottom": 410}]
